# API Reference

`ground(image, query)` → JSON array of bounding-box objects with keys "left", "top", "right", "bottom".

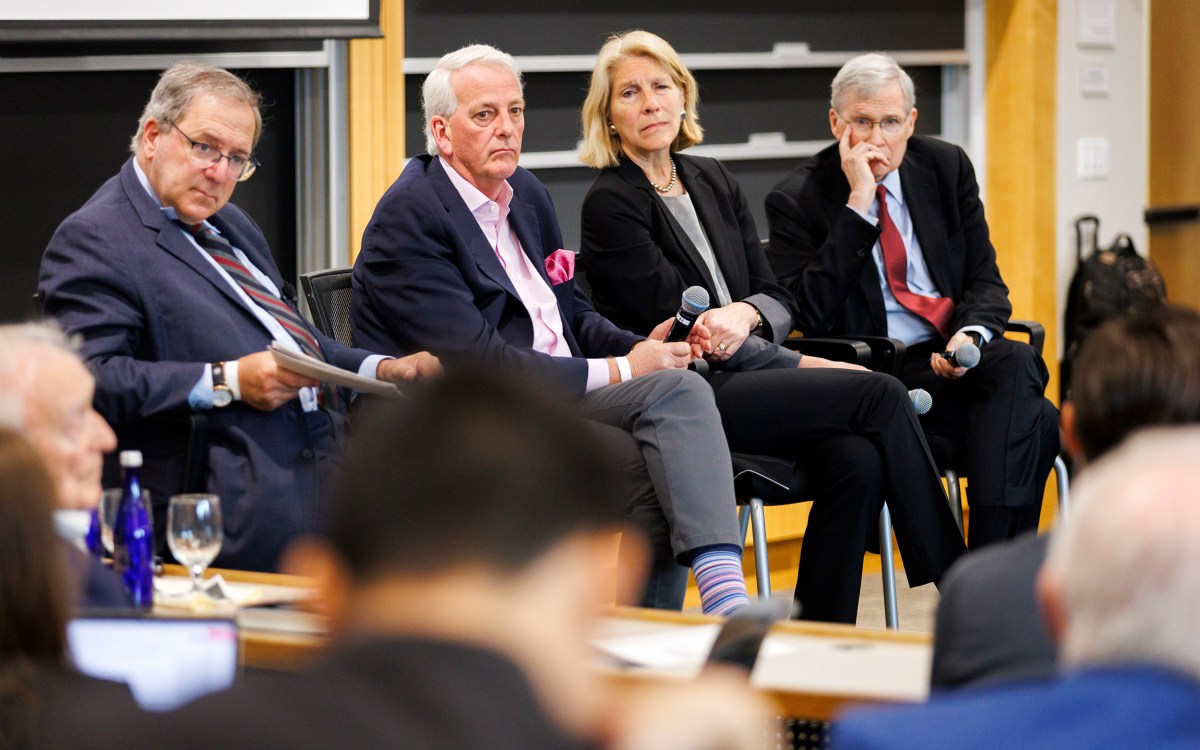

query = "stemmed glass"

[{"left": 167, "top": 494, "right": 223, "bottom": 593}]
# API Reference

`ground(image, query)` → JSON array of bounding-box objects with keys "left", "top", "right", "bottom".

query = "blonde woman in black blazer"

[{"left": 579, "top": 30, "right": 965, "bottom": 623}]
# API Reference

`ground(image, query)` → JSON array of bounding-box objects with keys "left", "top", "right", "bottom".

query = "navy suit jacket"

[
  {"left": 765, "top": 136, "right": 1012, "bottom": 339},
  {"left": 40, "top": 158, "right": 374, "bottom": 571},
  {"left": 834, "top": 666, "right": 1200, "bottom": 750},
  {"left": 352, "top": 155, "right": 640, "bottom": 397}
]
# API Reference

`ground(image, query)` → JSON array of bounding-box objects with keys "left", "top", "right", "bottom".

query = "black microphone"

[
  {"left": 664, "top": 286, "right": 710, "bottom": 343},
  {"left": 909, "top": 388, "right": 932, "bottom": 415},
  {"left": 940, "top": 341, "right": 981, "bottom": 369}
]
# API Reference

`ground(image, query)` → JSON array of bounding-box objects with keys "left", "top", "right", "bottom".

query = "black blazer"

[
  {"left": 581, "top": 153, "right": 795, "bottom": 342},
  {"left": 764, "top": 136, "right": 1012, "bottom": 338}
]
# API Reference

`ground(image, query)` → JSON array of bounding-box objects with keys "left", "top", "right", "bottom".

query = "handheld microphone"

[
  {"left": 940, "top": 342, "right": 981, "bottom": 369},
  {"left": 664, "top": 286, "right": 710, "bottom": 343},
  {"left": 908, "top": 388, "right": 932, "bottom": 415}
]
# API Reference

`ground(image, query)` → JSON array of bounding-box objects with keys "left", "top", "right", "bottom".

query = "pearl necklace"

[{"left": 648, "top": 159, "right": 677, "bottom": 195}]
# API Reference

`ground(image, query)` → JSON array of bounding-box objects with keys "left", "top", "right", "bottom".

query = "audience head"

[
  {"left": 828, "top": 52, "right": 917, "bottom": 181},
  {"left": 1038, "top": 428, "right": 1200, "bottom": 680},
  {"left": 0, "top": 323, "right": 116, "bottom": 510},
  {"left": 0, "top": 429, "right": 71, "bottom": 664},
  {"left": 327, "top": 368, "right": 626, "bottom": 584},
  {"left": 1064, "top": 304, "right": 1200, "bottom": 465},
  {"left": 579, "top": 29, "right": 703, "bottom": 169},
  {"left": 422, "top": 45, "right": 525, "bottom": 198},
  {"left": 131, "top": 61, "right": 263, "bottom": 225}
]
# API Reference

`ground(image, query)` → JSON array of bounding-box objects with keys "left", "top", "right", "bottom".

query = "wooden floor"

[{"left": 683, "top": 538, "right": 940, "bottom": 633}]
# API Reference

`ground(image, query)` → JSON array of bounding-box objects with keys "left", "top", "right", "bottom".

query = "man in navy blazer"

[
  {"left": 40, "top": 62, "right": 439, "bottom": 572},
  {"left": 766, "top": 53, "right": 1059, "bottom": 548},
  {"left": 834, "top": 427, "right": 1200, "bottom": 750},
  {"left": 351, "top": 45, "right": 751, "bottom": 615}
]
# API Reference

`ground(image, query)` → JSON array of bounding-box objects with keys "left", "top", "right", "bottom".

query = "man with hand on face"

[
  {"left": 352, "top": 44, "right": 751, "bottom": 616},
  {"left": 40, "top": 61, "right": 440, "bottom": 573},
  {"left": 765, "top": 53, "right": 1059, "bottom": 548}
]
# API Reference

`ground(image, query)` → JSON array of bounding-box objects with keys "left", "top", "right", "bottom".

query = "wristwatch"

[{"left": 211, "top": 361, "right": 233, "bottom": 408}]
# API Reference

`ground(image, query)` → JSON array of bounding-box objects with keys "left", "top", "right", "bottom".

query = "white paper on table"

[
  {"left": 591, "top": 624, "right": 795, "bottom": 672},
  {"left": 269, "top": 342, "right": 402, "bottom": 398}
]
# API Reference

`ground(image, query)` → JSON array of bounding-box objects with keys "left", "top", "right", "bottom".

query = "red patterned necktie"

[
  {"left": 181, "top": 222, "right": 325, "bottom": 361},
  {"left": 181, "top": 222, "right": 342, "bottom": 410},
  {"left": 875, "top": 184, "right": 954, "bottom": 338}
]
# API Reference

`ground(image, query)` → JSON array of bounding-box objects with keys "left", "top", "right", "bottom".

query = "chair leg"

[
  {"left": 738, "top": 504, "right": 750, "bottom": 544},
  {"left": 944, "top": 468, "right": 964, "bottom": 538},
  {"left": 880, "top": 503, "right": 899, "bottom": 630},
  {"left": 749, "top": 497, "right": 772, "bottom": 600},
  {"left": 1053, "top": 455, "right": 1070, "bottom": 520}
]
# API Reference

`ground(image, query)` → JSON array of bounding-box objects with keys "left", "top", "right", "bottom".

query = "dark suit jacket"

[
  {"left": 352, "top": 155, "right": 640, "bottom": 397},
  {"left": 765, "top": 136, "right": 1011, "bottom": 339},
  {"left": 930, "top": 531, "right": 1056, "bottom": 691},
  {"left": 40, "top": 158, "right": 374, "bottom": 571},
  {"left": 581, "top": 153, "right": 794, "bottom": 342},
  {"left": 115, "top": 638, "right": 597, "bottom": 750},
  {"left": 835, "top": 666, "right": 1200, "bottom": 750}
]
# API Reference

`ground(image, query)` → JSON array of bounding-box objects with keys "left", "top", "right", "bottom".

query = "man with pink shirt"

[{"left": 351, "top": 44, "right": 752, "bottom": 615}]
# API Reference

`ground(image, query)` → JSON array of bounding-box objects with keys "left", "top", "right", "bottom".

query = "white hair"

[
  {"left": 0, "top": 322, "right": 82, "bottom": 430},
  {"left": 421, "top": 44, "right": 524, "bottom": 156},
  {"left": 1046, "top": 426, "right": 1200, "bottom": 680},
  {"left": 830, "top": 52, "right": 916, "bottom": 113}
]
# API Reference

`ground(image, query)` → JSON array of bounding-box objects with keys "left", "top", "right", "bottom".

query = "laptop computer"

[{"left": 67, "top": 613, "right": 239, "bottom": 711}]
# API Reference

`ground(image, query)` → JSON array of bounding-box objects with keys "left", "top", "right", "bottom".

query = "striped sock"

[{"left": 691, "top": 544, "right": 750, "bottom": 616}]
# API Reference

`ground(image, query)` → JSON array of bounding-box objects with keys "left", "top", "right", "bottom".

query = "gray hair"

[
  {"left": 1046, "top": 427, "right": 1200, "bottom": 681},
  {"left": 0, "top": 322, "right": 82, "bottom": 430},
  {"left": 830, "top": 52, "right": 916, "bottom": 113},
  {"left": 130, "top": 60, "right": 264, "bottom": 154},
  {"left": 421, "top": 44, "right": 524, "bottom": 156}
]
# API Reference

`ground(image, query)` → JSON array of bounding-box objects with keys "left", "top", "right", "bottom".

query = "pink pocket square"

[{"left": 544, "top": 249, "right": 576, "bottom": 285}]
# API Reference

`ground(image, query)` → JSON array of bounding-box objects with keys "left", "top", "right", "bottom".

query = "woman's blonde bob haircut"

[{"left": 579, "top": 30, "right": 703, "bottom": 169}]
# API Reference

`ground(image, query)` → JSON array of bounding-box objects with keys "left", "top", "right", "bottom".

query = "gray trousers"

[{"left": 578, "top": 369, "right": 742, "bottom": 608}]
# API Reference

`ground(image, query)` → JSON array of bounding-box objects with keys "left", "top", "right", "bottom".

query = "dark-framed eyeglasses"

[
  {"left": 838, "top": 113, "right": 910, "bottom": 137},
  {"left": 172, "top": 125, "right": 259, "bottom": 182}
]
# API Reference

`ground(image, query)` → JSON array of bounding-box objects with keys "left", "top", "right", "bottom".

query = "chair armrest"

[
  {"left": 782, "top": 337, "right": 872, "bottom": 367},
  {"left": 785, "top": 334, "right": 906, "bottom": 374},
  {"left": 1005, "top": 320, "right": 1045, "bottom": 354}
]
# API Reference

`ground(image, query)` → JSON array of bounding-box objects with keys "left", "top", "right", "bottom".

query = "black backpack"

[{"left": 1061, "top": 215, "right": 1167, "bottom": 400}]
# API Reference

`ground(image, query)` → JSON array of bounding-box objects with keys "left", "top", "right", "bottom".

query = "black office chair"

[
  {"left": 578, "top": 267, "right": 903, "bottom": 628},
  {"left": 299, "top": 267, "right": 355, "bottom": 347}
]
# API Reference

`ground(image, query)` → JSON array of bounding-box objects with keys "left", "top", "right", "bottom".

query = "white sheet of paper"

[{"left": 269, "top": 342, "right": 402, "bottom": 398}]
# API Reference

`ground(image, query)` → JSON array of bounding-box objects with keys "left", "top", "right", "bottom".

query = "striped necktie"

[{"left": 180, "top": 221, "right": 325, "bottom": 362}]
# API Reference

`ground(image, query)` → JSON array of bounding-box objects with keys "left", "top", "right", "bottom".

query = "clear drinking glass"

[
  {"left": 167, "top": 494, "right": 223, "bottom": 593},
  {"left": 101, "top": 488, "right": 151, "bottom": 558}
]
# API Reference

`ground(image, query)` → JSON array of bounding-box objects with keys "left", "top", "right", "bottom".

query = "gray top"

[{"left": 662, "top": 192, "right": 734, "bottom": 308}]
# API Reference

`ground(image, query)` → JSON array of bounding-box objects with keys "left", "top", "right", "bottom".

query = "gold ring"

[{"left": 717, "top": 342, "right": 728, "bottom": 352}]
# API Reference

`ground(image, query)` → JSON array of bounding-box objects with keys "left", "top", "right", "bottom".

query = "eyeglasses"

[
  {"left": 838, "top": 113, "right": 910, "bottom": 137},
  {"left": 172, "top": 125, "right": 259, "bottom": 182}
]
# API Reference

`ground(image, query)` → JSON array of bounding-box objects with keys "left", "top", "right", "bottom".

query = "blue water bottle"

[{"left": 112, "top": 450, "right": 154, "bottom": 609}]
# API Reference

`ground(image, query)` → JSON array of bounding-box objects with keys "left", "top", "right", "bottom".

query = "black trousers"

[
  {"left": 901, "top": 337, "right": 1060, "bottom": 548},
  {"left": 707, "top": 367, "right": 966, "bottom": 623}
]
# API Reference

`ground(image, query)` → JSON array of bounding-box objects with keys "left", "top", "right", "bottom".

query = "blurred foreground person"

[
  {"left": 0, "top": 430, "right": 135, "bottom": 749},
  {"left": 0, "top": 322, "right": 129, "bottom": 608},
  {"left": 835, "top": 427, "right": 1200, "bottom": 749},
  {"left": 79, "top": 370, "right": 772, "bottom": 749}
]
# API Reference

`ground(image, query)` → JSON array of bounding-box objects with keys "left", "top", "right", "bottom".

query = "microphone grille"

[
  {"left": 955, "top": 342, "right": 981, "bottom": 369},
  {"left": 680, "top": 286, "right": 711, "bottom": 316},
  {"left": 909, "top": 388, "right": 933, "bottom": 415}
]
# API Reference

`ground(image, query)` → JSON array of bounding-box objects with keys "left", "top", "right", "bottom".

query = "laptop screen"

[{"left": 67, "top": 615, "right": 239, "bottom": 711}]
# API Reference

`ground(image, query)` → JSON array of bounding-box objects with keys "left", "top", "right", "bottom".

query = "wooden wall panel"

[
  {"left": 347, "top": 0, "right": 406, "bottom": 260},
  {"left": 1149, "top": 0, "right": 1200, "bottom": 310},
  {"left": 985, "top": 0, "right": 1060, "bottom": 400}
]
